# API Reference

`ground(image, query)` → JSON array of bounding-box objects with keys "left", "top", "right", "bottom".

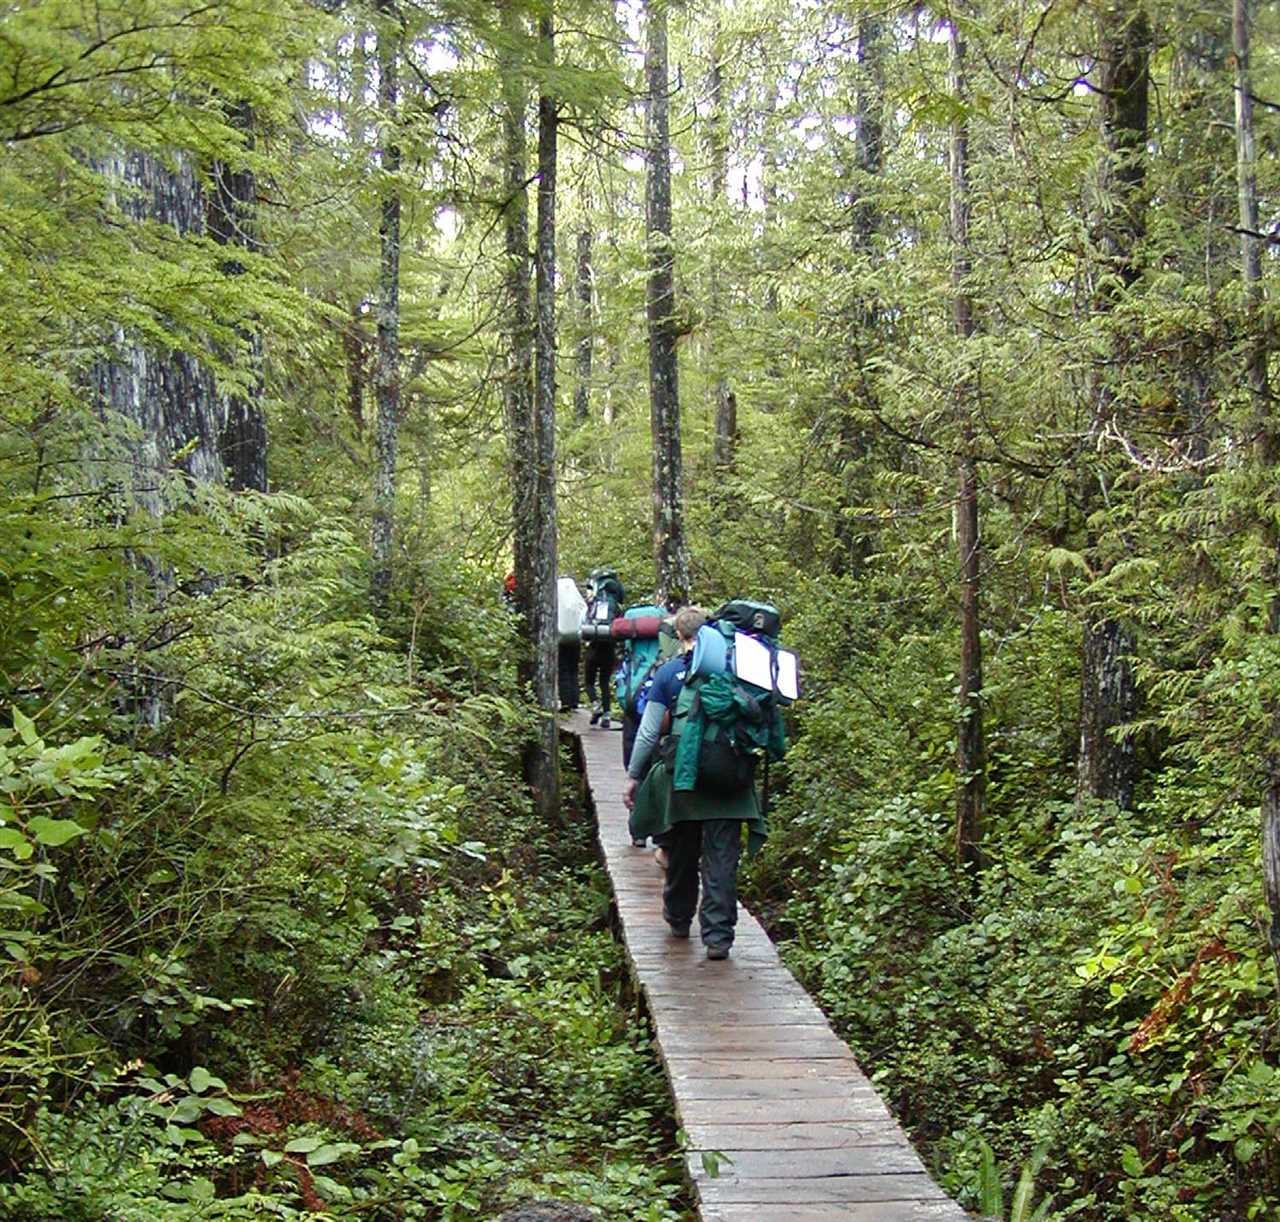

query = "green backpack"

[
  {"left": 585, "top": 567, "right": 625, "bottom": 627},
  {"left": 670, "top": 604, "right": 793, "bottom": 799}
]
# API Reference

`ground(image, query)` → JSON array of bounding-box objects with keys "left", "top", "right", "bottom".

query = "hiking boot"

[
  {"left": 653, "top": 847, "right": 670, "bottom": 871},
  {"left": 589, "top": 706, "right": 602, "bottom": 725},
  {"left": 666, "top": 920, "right": 690, "bottom": 939},
  {"left": 706, "top": 945, "right": 730, "bottom": 961},
  {"left": 600, "top": 716, "right": 611, "bottom": 730}
]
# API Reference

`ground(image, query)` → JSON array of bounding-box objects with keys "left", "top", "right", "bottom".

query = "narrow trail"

[{"left": 566, "top": 711, "right": 968, "bottom": 1221}]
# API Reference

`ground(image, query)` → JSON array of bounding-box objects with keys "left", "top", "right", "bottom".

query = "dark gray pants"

[
  {"left": 621, "top": 707, "right": 639, "bottom": 768},
  {"left": 558, "top": 642, "right": 581, "bottom": 709},
  {"left": 584, "top": 641, "right": 616, "bottom": 714},
  {"left": 663, "top": 818, "right": 742, "bottom": 951}
]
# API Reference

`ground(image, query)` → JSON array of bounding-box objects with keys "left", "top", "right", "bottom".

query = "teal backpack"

[{"left": 612, "top": 604, "right": 679, "bottom": 717}]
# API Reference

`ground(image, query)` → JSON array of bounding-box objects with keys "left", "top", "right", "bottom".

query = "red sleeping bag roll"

[{"left": 610, "top": 615, "right": 662, "bottom": 640}]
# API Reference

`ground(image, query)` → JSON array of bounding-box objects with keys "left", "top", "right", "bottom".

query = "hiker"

[
  {"left": 557, "top": 575, "right": 587, "bottom": 710},
  {"left": 615, "top": 604, "right": 679, "bottom": 770},
  {"left": 501, "top": 572, "right": 517, "bottom": 612},
  {"left": 609, "top": 602, "right": 680, "bottom": 849},
  {"left": 583, "top": 567, "right": 625, "bottom": 729},
  {"left": 622, "top": 606, "right": 768, "bottom": 961}
]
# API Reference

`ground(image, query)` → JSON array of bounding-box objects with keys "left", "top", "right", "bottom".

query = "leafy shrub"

[{"left": 0, "top": 484, "right": 687, "bottom": 1218}]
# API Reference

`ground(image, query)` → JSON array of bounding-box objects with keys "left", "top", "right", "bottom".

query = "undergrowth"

[
  {"left": 0, "top": 491, "right": 688, "bottom": 1219},
  {"left": 742, "top": 571, "right": 1280, "bottom": 1221}
]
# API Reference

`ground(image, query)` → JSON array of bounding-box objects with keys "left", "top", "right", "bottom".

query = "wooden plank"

[
  {"left": 664, "top": 1056, "right": 869, "bottom": 1082},
  {"left": 640, "top": 966, "right": 812, "bottom": 990},
  {"left": 667, "top": 1078, "right": 887, "bottom": 1105},
  {"left": 656, "top": 1017, "right": 835, "bottom": 1035},
  {"left": 701, "top": 1202, "right": 964, "bottom": 1222},
  {"left": 690, "top": 1174, "right": 954, "bottom": 1206},
  {"left": 658, "top": 1030, "right": 854, "bottom": 1058},
  {"left": 646, "top": 995, "right": 824, "bottom": 1018},
  {"left": 566, "top": 712, "right": 966, "bottom": 1219},
  {"left": 677, "top": 1096, "right": 895, "bottom": 1126},
  {"left": 683, "top": 1119, "right": 913, "bottom": 1151},
  {"left": 686, "top": 1145, "right": 927, "bottom": 1179}
]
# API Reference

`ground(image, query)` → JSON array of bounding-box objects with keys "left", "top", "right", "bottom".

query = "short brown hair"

[{"left": 673, "top": 606, "right": 708, "bottom": 642}]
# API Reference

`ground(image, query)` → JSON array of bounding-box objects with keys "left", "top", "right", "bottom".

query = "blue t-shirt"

[
  {"left": 626, "top": 654, "right": 689, "bottom": 781},
  {"left": 647, "top": 655, "right": 688, "bottom": 712}
]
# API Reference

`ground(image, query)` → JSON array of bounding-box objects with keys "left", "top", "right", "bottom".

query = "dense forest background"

[{"left": 3, "top": 0, "right": 1280, "bottom": 1217}]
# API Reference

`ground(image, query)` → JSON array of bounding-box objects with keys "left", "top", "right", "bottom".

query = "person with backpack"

[
  {"left": 582, "top": 567, "right": 625, "bottom": 729},
  {"left": 609, "top": 602, "right": 681, "bottom": 848},
  {"left": 622, "top": 605, "right": 780, "bottom": 961},
  {"left": 613, "top": 603, "right": 680, "bottom": 770},
  {"left": 556, "top": 575, "right": 587, "bottom": 710}
]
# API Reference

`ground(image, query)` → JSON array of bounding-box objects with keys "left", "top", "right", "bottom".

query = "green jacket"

[
  {"left": 671, "top": 672, "right": 785, "bottom": 793},
  {"left": 628, "top": 758, "right": 768, "bottom": 856}
]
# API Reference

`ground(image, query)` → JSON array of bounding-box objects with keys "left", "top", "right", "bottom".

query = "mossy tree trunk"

[
  {"left": 532, "top": 5, "right": 561, "bottom": 821},
  {"left": 832, "top": 13, "right": 884, "bottom": 577},
  {"left": 705, "top": 7, "right": 736, "bottom": 473},
  {"left": 573, "top": 186, "right": 594, "bottom": 425},
  {"left": 1234, "top": 0, "right": 1280, "bottom": 990},
  {"left": 645, "top": 0, "right": 688, "bottom": 608},
  {"left": 1075, "top": 1, "right": 1149, "bottom": 812},
  {"left": 500, "top": 0, "right": 536, "bottom": 692},
  {"left": 370, "top": 0, "right": 402, "bottom": 613},
  {"left": 210, "top": 99, "right": 267, "bottom": 494},
  {"left": 950, "top": 19, "right": 984, "bottom": 873}
]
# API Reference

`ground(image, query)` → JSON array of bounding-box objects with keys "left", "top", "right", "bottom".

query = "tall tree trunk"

[
  {"left": 343, "top": 27, "right": 371, "bottom": 447},
  {"left": 706, "top": 9, "right": 736, "bottom": 471},
  {"left": 351, "top": 29, "right": 369, "bottom": 148},
  {"left": 1234, "top": 0, "right": 1280, "bottom": 990},
  {"left": 210, "top": 100, "right": 267, "bottom": 494},
  {"left": 758, "top": 81, "right": 783, "bottom": 417},
  {"left": 1234, "top": 0, "right": 1266, "bottom": 409},
  {"left": 573, "top": 187, "right": 594, "bottom": 423},
  {"left": 95, "top": 151, "right": 225, "bottom": 504},
  {"left": 532, "top": 7, "right": 561, "bottom": 821},
  {"left": 645, "top": 0, "right": 689, "bottom": 607},
  {"left": 1077, "top": 619, "right": 1138, "bottom": 806},
  {"left": 832, "top": 13, "right": 885, "bottom": 577},
  {"left": 950, "top": 21, "right": 984, "bottom": 872},
  {"left": 500, "top": 0, "right": 536, "bottom": 691},
  {"left": 370, "top": 0, "right": 402, "bottom": 613},
  {"left": 1075, "top": 1, "right": 1148, "bottom": 811},
  {"left": 761, "top": 81, "right": 780, "bottom": 324},
  {"left": 93, "top": 148, "right": 224, "bottom": 727},
  {"left": 405, "top": 337, "right": 443, "bottom": 513},
  {"left": 850, "top": 16, "right": 884, "bottom": 264}
]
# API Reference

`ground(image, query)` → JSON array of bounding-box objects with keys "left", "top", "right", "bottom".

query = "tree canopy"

[{"left": 2, "top": 0, "right": 1280, "bottom": 1216}]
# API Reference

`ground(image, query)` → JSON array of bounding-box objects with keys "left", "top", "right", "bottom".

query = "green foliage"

[
  {"left": 0, "top": 713, "right": 125, "bottom": 1139},
  {"left": 7, "top": 0, "right": 1280, "bottom": 1217},
  {"left": 766, "top": 762, "right": 1280, "bottom": 1215},
  {"left": 0, "top": 1, "right": 324, "bottom": 441},
  {"left": 745, "top": 471, "right": 1280, "bottom": 1217},
  {"left": 0, "top": 463, "right": 686, "bottom": 1216}
]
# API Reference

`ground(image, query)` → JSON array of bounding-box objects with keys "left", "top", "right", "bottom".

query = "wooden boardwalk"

[{"left": 567, "top": 711, "right": 967, "bottom": 1221}]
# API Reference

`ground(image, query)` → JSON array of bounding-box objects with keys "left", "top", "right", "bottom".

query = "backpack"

[
  {"left": 556, "top": 576, "right": 587, "bottom": 643},
  {"left": 585, "top": 566, "right": 625, "bottom": 629},
  {"left": 712, "top": 599, "right": 782, "bottom": 640},
  {"left": 671, "top": 603, "right": 796, "bottom": 802},
  {"left": 668, "top": 673, "right": 766, "bottom": 797},
  {"left": 613, "top": 604, "right": 679, "bottom": 717}
]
